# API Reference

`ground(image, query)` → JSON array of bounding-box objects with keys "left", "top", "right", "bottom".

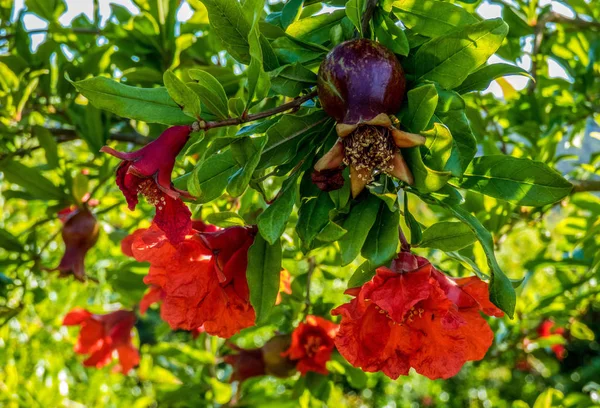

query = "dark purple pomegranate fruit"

[
  {"left": 46, "top": 207, "right": 100, "bottom": 281},
  {"left": 315, "top": 39, "right": 425, "bottom": 197}
]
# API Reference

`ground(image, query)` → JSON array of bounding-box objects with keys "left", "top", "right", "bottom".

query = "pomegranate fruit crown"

[{"left": 315, "top": 39, "right": 426, "bottom": 197}]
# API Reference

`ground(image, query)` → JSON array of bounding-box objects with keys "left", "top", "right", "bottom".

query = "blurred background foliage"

[{"left": 1, "top": 0, "right": 599, "bottom": 407}]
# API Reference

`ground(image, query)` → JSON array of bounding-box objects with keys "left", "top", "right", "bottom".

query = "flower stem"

[{"left": 399, "top": 224, "right": 410, "bottom": 252}]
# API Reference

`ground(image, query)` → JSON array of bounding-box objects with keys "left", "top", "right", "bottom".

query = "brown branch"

[
  {"left": 197, "top": 90, "right": 318, "bottom": 131},
  {"left": 547, "top": 12, "right": 600, "bottom": 29},
  {"left": 361, "top": 0, "right": 379, "bottom": 38},
  {"left": 571, "top": 179, "right": 600, "bottom": 193}
]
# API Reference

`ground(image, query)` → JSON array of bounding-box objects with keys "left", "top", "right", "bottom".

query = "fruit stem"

[
  {"left": 399, "top": 224, "right": 410, "bottom": 252},
  {"left": 361, "top": 0, "right": 379, "bottom": 38}
]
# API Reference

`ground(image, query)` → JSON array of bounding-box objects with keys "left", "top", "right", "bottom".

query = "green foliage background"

[{"left": 1, "top": 0, "right": 599, "bottom": 407}]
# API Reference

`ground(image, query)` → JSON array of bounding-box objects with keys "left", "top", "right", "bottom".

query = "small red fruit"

[{"left": 316, "top": 39, "right": 425, "bottom": 197}]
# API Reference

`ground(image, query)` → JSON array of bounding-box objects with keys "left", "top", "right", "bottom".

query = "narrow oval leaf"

[
  {"left": 247, "top": 235, "right": 282, "bottom": 323},
  {"left": 258, "top": 173, "right": 300, "bottom": 245},
  {"left": 163, "top": 70, "right": 201, "bottom": 119},
  {"left": 406, "top": 18, "right": 509, "bottom": 89},
  {"left": 405, "top": 83, "right": 438, "bottom": 132},
  {"left": 361, "top": 202, "right": 400, "bottom": 267},
  {"left": 0, "top": 160, "right": 65, "bottom": 201},
  {"left": 419, "top": 221, "right": 476, "bottom": 251},
  {"left": 455, "top": 63, "right": 533, "bottom": 94},
  {"left": 70, "top": 76, "right": 192, "bottom": 125},
  {"left": 0, "top": 228, "right": 24, "bottom": 253},
  {"left": 456, "top": 155, "right": 573, "bottom": 206},
  {"left": 339, "top": 195, "right": 381, "bottom": 265},
  {"left": 392, "top": 0, "right": 479, "bottom": 38},
  {"left": 187, "top": 69, "right": 229, "bottom": 119},
  {"left": 188, "top": 150, "right": 238, "bottom": 203},
  {"left": 205, "top": 211, "right": 246, "bottom": 227}
]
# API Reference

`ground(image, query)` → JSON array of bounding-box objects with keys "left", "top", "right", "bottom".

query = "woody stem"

[{"left": 196, "top": 90, "right": 318, "bottom": 131}]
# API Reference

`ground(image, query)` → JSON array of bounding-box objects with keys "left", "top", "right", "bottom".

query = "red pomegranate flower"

[
  {"left": 283, "top": 315, "right": 339, "bottom": 375},
  {"left": 101, "top": 126, "right": 193, "bottom": 244},
  {"left": 332, "top": 252, "right": 503, "bottom": 380},
  {"left": 46, "top": 206, "right": 99, "bottom": 281},
  {"left": 63, "top": 308, "right": 139, "bottom": 373},
  {"left": 125, "top": 223, "right": 257, "bottom": 338},
  {"left": 537, "top": 319, "right": 567, "bottom": 360}
]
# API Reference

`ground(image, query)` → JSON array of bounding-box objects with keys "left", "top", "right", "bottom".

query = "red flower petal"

[
  {"left": 152, "top": 193, "right": 192, "bottom": 245},
  {"left": 63, "top": 307, "right": 92, "bottom": 325}
]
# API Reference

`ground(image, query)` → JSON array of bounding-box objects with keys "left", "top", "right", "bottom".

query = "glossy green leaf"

[
  {"left": 345, "top": 0, "right": 365, "bottom": 37},
  {"left": 297, "top": 188, "right": 335, "bottom": 249},
  {"left": 403, "top": 191, "right": 422, "bottom": 245},
  {"left": 374, "top": 11, "right": 409, "bottom": 56},
  {"left": 163, "top": 70, "right": 201, "bottom": 119},
  {"left": 187, "top": 69, "right": 229, "bottom": 119},
  {"left": 404, "top": 147, "right": 452, "bottom": 193},
  {"left": 269, "top": 63, "right": 317, "bottom": 97},
  {"left": 205, "top": 211, "right": 246, "bottom": 227},
  {"left": 34, "top": 127, "right": 59, "bottom": 169},
  {"left": 188, "top": 150, "right": 238, "bottom": 203},
  {"left": 347, "top": 260, "right": 375, "bottom": 288},
  {"left": 339, "top": 195, "right": 381, "bottom": 265},
  {"left": 228, "top": 136, "right": 268, "bottom": 197},
  {"left": 247, "top": 235, "right": 282, "bottom": 323},
  {"left": 455, "top": 155, "right": 573, "bottom": 206},
  {"left": 70, "top": 76, "right": 192, "bottom": 125},
  {"left": 286, "top": 10, "right": 346, "bottom": 44},
  {"left": 455, "top": 63, "right": 534, "bottom": 94},
  {"left": 418, "top": 221, "right": 476, "bottom": 251},
  {"left": 406, "top": 18, "right": 508, "bottom": 89},
  {"left": 0, "top": 160, "right": 65, "bottom": 201},
  {"left": 281, "top": 0, "right": 304, "bottom": 29},
  {"left": 258, "top": 172, "right": 300, "bottom": 245},
  {"left": 361, "top": 203, "right": 400, "bottom": 267},
  {"left": 405, "top": 83, "right": 438, "bottom": 132},
  {"left": 392, "top": 0, "right": 479, "bottom": 38}
]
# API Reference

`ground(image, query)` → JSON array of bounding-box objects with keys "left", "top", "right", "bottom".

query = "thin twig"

[
  {"left": 361, "top": 0, "right": 379, "bottom": 38},
  {"left": 303, "top": 257, "right": 316, "bottom": 320},
  {"left": 571, "top": 179, "right": 600, "bottom": 193},
  {"left": 197, "top": 90, "right": 318, "bottom": 131}
]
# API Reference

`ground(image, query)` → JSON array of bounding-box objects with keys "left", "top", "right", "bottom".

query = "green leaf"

[
  {"left": 345, "top": 0, "right": 365, "bottom": 37},
  {"left": 269, "top": 63, "right": 317, "bottom": 97},
  {"left": 361, "top": 203, "right": 400, "bottom": 267},
  {"left": 257, "top": 111, "right": 330, "bottom": 169},
  {"left": 406, "top": 18, "right": 509, "bottom": 89},
  {"left": 34, "top": 127, "right": 59, "bottom": 169},
  {"left": 392, "top": 0, "right": 479, "bottom": 38},
  {"left": 432, "top": 110, "right": 476, "bottom": 176},
  {"left": 297, "top": 191, "right": 335, "bottom": 249},
  {"left": 315, "top": 220, "right": 347, "bottom": 242},
  {"left": 569, "top": 320, "right": 595, "bottom": 341},
  {"left": 188, "top": 150, "right": 238, "bottom": 203},
  {"left": 272, "top": 36, "right": 326, "bottom": 64},
  {"left": 0, "top": 160, "right": 65, "bottom": 201},
  {"left": 422, "top": 123, "right": 454, "bottom": 172},
  {"left": 205, "top": 212, "right": 246, "bottom": 227},
  {"left": 374, "top": 11, "right": 409, "bottom": 56},
  {"left": 70, "top": 76, "right": 192, "bottom": 125},
  {"left": 246, "top": 21, "right": 271, "bottom": 109},
  {"left": 455, "top": 63, "right": 533, "bottom": 94},
  {"left": 200, "top": 0, "right": 279, "bottom": 70},
  {"left": 281, "top": 0, "right": 304, "bottom": 29},
  {"left": 405, "top": 83, "right": 438, "bottom": 132},
  {"left": 347, "top": 260, "right": 375, "bottom": 288},
  {"left": 247, "top": 235, "right": 282, "bottom": 323},
  {"left": 418, "top": 221, "right": 476, "bottom": 251},
  {"left": 0, "top": 228, "right": 24, "bottom": 253},
  {"left": 339, "top": 195, "right": 381, "bottom": 265},
  {"left": 227, "top": 136, "right": 268, "bottom": 197},
  {"left": 403, "top": 191, "right": 422, "bottom": 245},
  {"left": 455, "top": 155, "right": 573, "bottom": 206},
  {"left": 187, "top": 69, "right": 229, "bottom": 120},
  {"left": 258, "top": 173, "right": 300, "bottom": 245},
  {"left": 404, "top": 147, "right": 452, "bottom": 193},
  {"left": 163, "top": 71, "right": 201, "bottom": 119},
  {"left": 25, "top": 0, "right": 66, "bottom": 20},
  {"left": 286, "top": 10, "right": 346, "bottom": 44},
  {"left": 423, "top": 195, "right": 515, "bottom": 317}
]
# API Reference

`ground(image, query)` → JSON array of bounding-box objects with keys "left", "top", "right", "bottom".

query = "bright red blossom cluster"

[
  {"left": 537, "top": 319, "right": 567, "bottom": 360},
  {"left": 332, "top": 252, "right": 503, "bottom": 380},
  {"left": 283, "top": 315, "right": 339, "bottom": 375},
  {"left": 63, "top": 308, "right": 139, "bottom": 373},
  {"left": 123, "top": 223, "right": 257, "bottom": 338}
]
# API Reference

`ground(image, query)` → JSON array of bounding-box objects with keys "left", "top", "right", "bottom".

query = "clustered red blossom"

[
  {"left": 124, "top": 223, "right": 257, "bottom": 338},
  {"left": 63, "top": 308, "right": 138, "bottom": 373},
  {"left": 283, "top": 315, "right": 339, "bottom": 375},
  {"left": 332, "top": 252, "right": 503, "bottom": 380},
  {"left": 61, "top": 125, "right": 503, "bottom": 382},
  {"left": 537, "top": 319, "right": 568, "bottom": 360}
]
